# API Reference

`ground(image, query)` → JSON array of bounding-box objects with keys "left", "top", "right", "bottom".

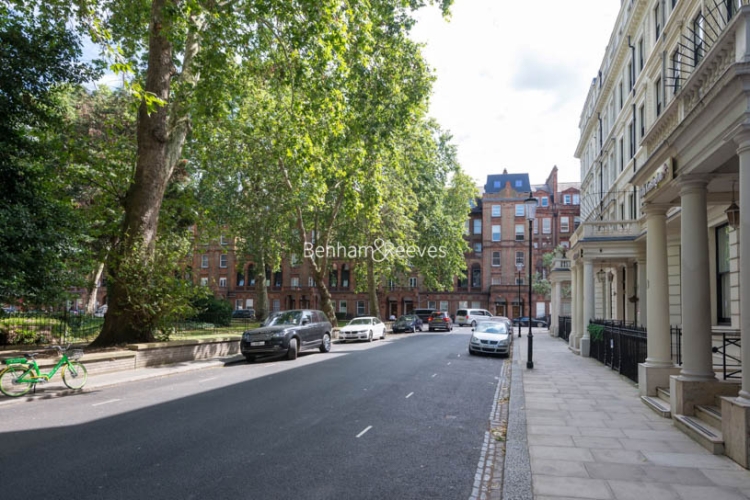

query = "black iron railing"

[
  {"left": 712, "top": 332, "right": 742, "bottom": 380},
  {"left": 589, "top": 319, "right": 647, "bottom": 384},
  {"left": 670, "top": 325, "right": 682, "bottom": 366},
  {"left": 558, "top": 316, "right": 571, "bottom": 341}
]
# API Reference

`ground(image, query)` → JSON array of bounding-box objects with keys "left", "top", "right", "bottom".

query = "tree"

[{"left": 0, "top": 9, "right": 97, "bottom": 305}]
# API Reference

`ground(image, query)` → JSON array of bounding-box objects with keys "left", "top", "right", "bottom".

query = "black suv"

[
  {"left": 240, "top": 309, "right": 332, "bottom": 362},
  {"left": 427, "top": 311, "right": 453, "bottom": 332},
  {"left": 232, "top": 309, "right": 255, "bottom": 319}
]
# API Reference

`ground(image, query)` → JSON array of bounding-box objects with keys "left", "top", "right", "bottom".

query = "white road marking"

[
  {"left": 405, "top": 392, "right": 414, "bottom": 399},
  {"left": 447, "top": 362, "right": 452, "bottom": 365},
  {"left": 198, "top": 377, "right": 218, "bottom": 383},
  {"left": 92, "top": 399, "right": 120, "bottom": 407},
  {"left": 356, "top": 426, "right": 373, "bottom": 438},
  {"left": 431, "top": 373, "right": 437, "bottom": 378},
  {"left": 265, "top": 364, "right": 276, "bottom": 368}
]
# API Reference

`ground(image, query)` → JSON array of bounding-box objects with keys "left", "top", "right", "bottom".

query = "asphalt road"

[{"left": 0, "top": 328, "right": 506, "bottom": 499}]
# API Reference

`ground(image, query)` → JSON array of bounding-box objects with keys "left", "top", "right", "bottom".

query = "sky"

[{"left": 409, "top": 0, "right": 622, "bottom": 187}]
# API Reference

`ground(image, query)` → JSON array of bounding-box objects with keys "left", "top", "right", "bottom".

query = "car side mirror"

[
  {"left": 302, "top": 318, "right": 310, "bottom": 325},
  {"left": 471, "top": 328, "right": 475, "bottom": 332}
]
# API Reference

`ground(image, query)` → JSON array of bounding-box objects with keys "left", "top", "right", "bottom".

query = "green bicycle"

[{"left": 0, "top": 345, "right": 88, "bottom": 397}]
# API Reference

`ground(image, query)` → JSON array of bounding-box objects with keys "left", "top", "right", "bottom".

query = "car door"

[
  {"left": 298, "top": 310, "right": 316, "bottom": 348},
  {"left": 373, "top": 318, "right": 384, "bottom": 338}
]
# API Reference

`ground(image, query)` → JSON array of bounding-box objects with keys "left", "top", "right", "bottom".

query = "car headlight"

[
  {"left": 471, "top": 336, "right": 481, "bottom": 344},
  {"left": 272, "top": 331, "right": 288, "bottom": 338}
]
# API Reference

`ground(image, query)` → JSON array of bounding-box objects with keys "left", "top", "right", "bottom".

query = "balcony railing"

[
  {"left": 712, "top": 331, "right": 742, "bottom": 380},
  {"left": 579, "top": 221, "right": 642, "bottom": 239}
]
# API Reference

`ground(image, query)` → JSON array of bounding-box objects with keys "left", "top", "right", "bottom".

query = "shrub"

[
  {"left": 587, "top": 323, "right": 605, "bottom": 341},
  {"left": 191, "top": 296, "right": 232, "bottom": 327}
]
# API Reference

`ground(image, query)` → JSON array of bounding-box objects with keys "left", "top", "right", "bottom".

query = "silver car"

[
  {"left": 455, "top": 308, "right": 494, "bottom": 327},
  {"left": 468, "top": 321, "right": 511, "bottom": 356}
]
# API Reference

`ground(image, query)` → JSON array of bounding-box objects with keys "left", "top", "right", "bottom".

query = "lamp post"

[
  {"left": 516, "top": 263, "right": 523, "bottom": 337},
  {"left": 525, "top": 195, "right": 538, "bottom": 369}
]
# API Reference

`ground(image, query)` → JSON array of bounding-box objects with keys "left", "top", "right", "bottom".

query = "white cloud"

[{"left": 410, "top": 0, "right": 621, "bottom": 186}]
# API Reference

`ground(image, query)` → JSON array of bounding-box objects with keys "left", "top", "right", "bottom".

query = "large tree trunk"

[
  {"left": 84, "top": 262, "right": 105, "bottom": 314},
  {"left": 254, "top": 254, "right": 268, "bottom": 321},
  {"left": 92, "top": 0, "right": 187, "bottom": 346},
  {"left": 366, "top": 258, "right": 379, "bottom": 319},
  {"left": 312, "top": 267, "right": 337, "bottom": 327}
]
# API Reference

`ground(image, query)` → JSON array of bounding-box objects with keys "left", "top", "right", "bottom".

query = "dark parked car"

[
  {"left": 413, "top": 308, "right": 435, "bottom": 322},
  {"left": 232, "top": 309, "right": 256, "bottom": 319},
  {"left": 512, "top": 317, "right": 548, "bottom": 328},
  {"left": 240, "top": 309, "right": 332, "bottom": 362},
  {"left": 427, "top": 311, "right": 453, "bottom": 332},
  {"left": 392, "top": 314, "right": 423, "bottom": 333}
]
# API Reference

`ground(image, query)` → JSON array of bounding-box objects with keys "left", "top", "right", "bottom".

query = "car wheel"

[
  {"left": 471, "top": 320, "right": 477, "bottom": 328},
  {"left": 245, "top": 355, "right": 256, "bottom": 363},
  {"left": 319, "top": 333, "right": 331, "bottom": 353},
  {"left": 287, "top": 338, "right": 298, "bottom": 360},
  {"left": 368, "top": 330, "right": 373, "bottom": 342},
  {"left": 381, "top": 330, "right": 386, "bottom": 340}
]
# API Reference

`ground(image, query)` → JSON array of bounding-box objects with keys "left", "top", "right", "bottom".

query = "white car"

[
  {"left": 339, "top": 317, "right": 386, "bottom": 342},
  {"left": 468, "top": 321, "right": 511, "bottom": 357},
  {"left": 94, "top": 305, "right": 108, "bottom": 318}
]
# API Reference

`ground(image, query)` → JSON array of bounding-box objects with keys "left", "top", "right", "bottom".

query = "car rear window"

[{"left": 456, "top": 310, "right": 467, "bottom": 316}]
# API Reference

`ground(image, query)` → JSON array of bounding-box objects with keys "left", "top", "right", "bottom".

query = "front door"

[
  {"left": 495, "top": 304, "right": 506, "bottom": 317},
  {"left": 512, "top": 305, "right": 521, "bottom": 319},
  {"left": 389, "top": 302, "right": 398, "bottom": 319}
]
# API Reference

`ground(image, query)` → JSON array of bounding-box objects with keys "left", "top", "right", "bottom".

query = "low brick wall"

[
  {"left": 12, "top": 350, "right": 137, "bottom": 376},
  {"left": 126, "top": 338, "right": 241, "bottom": 369}
]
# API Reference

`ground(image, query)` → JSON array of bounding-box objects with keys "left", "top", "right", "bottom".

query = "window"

[
  {"left": 515, "top": 179, "right": 522, "bottom": 187},
  {"left": 515, "top": 276, "right": 525, "bottom": 285},
  {"left": 491, "top": 277, "right": 502, "bottom": 285},
  {"left": 219, "top": 277, "right": 227, "bottom": 288},
  {"left": 655, "top": 77, "right": 663, "bottom": 116},
  {"left": 727, "top": 0, "right": 736, "bottom": 21},
  {"left": 532, "top": 218, "right": 538, "bottom": 234},
  {"left": 471, "top": 301, "right": 481, "bottom": 309},
  {"left": 273, "top": 271, "right": 282, "bottom": 288},
  {"left": 235, "top": 299, "right": 242, "bottom": 310},
  {"left": 219, "top": 254, "right": 228, "bottom": 268},
  {"left": 515, "top": 204, "right": 525, "bottom": 217},
  {"left": 694, "top": 13, "right": 704, "bottom": 65},
  {"left": 458, "top": 301, "right": 468, "bottom": 309},
  {"left": 290, "top": 254, "right": 299, "bottom": 267},
  {"left": 471, "top": 265, "right": 481, "bottom": 288},
  {"left": 464, "top": 220, "right": 470, "bottom": 235},
  {"left": 671, "top": 49, "right": 681, "bottom": 96},
  {"left": 563, "top": 194, "right": 572, "bottom": 205},
  {"left": 717, "top": 224, "right": 731, "bottom": 324},
  {"left": 493, "top": 180, "right": 500, "bottom": 189},
  {"left": 492, "top": 251, "right": 501, "bottom": 267},
  {"left": 341, "top": 267, "right": 350, "bottom": 288},
  {"left": 638, "top": 37, "right": 644, "bottom": 71},
  {"left": 291, "top": 276, "right": 299, "bottom": 287},
  {"left": 618, "top": 79, "right": 623, "bottom": 109},
  {"left": 409, "top": 277, "right": 417, "bottom": 288},
  {"left": 619, "top": 138, "right": 624, "bottom": 171},
  {"left": 491, "top": 205, "right": 501, "bottom": 217},
  {"left": 560, "top": 217, "right": 570, "bottom": 233},
  {"left": 541, "top": 197, "right": 549, "bottom": 207},
  {"left": 654, "top": 3, "right": 661, "bottom": 40},
  {"left": 200, "top": 277, "right": 208, "bottom": 286},
  {"left": 473, "top": 219, "right": 482, "bottom": 235},
  {"left": 628, "top": 121, "right": 635, "bottom": 158},
  {"left": 272, "top": 299, "right": 280, "bottom": 312},
  {"left": 237, "top": 271, "right": 245, "bottom": 287},
  {"left": 515, "top": 251, "right": 524, "bottom": 267},
  {"left": 308, "top": 276, "right": 315, "bottom": 287},
  {"left": 428, "top": 301, "right": 436, "bottom": 310},
  {"left": 201, "top": 254, "right": 209, "bottom": 268},
  {"left": 474, "top": 243, "right": 482, "bottom": 254},
  {"left": 329, "top": 269, "right": 338, "bottom": 288},
  {"left": 574, "top": 217, "right": 581, "bottom": 230},
  {"left": 357, "top": 301, "right": 366, "bottom": 316},
  {"left": 491, "top": 225, "right": 501, "bottom": 242},
  {"left": 639, "top": 104, "right": 645, "bottom": 139},
  {"left": 542, "top": 218, "right": 551, "bottom": 234},
  {"left": 339, "top": 300, "right": 347, "bottom": 314},
  {"left": 246, "top": 299, "right": 254, "bottom": 308},
  {"left": 515, "top": 224, "right": 525, "bottom": 241},
  {"left": 440, "top": 301, "right": 449, "bottom": 312},
  {"left": 627, "top": 61, "right": 633, "bottom": 90}
]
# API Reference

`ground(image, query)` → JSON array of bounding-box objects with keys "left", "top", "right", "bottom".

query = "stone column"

[
  {"left": 569, "top": 262, "right": 578, "bottom": 349},
  {"left": 638, "top": 204, "right": 677, "bottom": 397},
  {"left": 552, "top": 280, "right": 562, "bottom": 337},
  {"left": 679, "top": 177, "right": 715, "bottom": 380},
  {"left": 625, "top": 263, "right": 637, "bottom": 323},
  {"left": 581, "top": 258, "right": 595, "bottom": 357},
  {"left": 637, "top": 254, "right": 648, "bottom": 327},
  {"left": 604, "top": 272, "right": 611, "bottom": 319}
]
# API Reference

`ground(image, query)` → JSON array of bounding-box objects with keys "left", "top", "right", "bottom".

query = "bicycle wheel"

[
  {"left": 0, "top": 365, "right": 34, "bottom": 397},
  {"left": 62, "top": 361, "right": 88, "bottom": 390}
]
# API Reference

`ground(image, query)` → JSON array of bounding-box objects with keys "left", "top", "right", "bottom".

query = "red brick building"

[{"left": 184, "top": 166, "right": 580, "bottom": 320}]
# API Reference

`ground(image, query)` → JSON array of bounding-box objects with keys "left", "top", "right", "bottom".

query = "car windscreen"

[
  {"left": 348, "top": 318, "right": 371, "bottom": 325},
  {"left": 474, "top": 323, "right": 508, "bottom": 334},
  {"left": 262, "top": 311, "right": 302, "bottom": 326}
]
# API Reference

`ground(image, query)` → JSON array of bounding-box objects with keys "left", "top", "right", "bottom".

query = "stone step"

[
  {"left": 641, "top": 395, "right": 671, "bottom": 418},
  {"left": 674, "top": 414, "right": 724, "bottom": 455},
  {"left": 656, "top": 386, "right": 670, "bottom": 403},
  {"left": 695, "top": 404, "right": 722, "bottom": 430}
]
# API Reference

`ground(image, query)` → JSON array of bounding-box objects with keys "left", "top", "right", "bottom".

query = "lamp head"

[{"left": 524, "top": 196, "right": 538, "bottom": 221}]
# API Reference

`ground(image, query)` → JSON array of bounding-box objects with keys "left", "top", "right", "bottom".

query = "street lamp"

[
  {"left": 516, "top": 263, "right": 523, "bottom": 337},
  {"left": 525, "top": 195, "right": 538, "bottom": 369}
]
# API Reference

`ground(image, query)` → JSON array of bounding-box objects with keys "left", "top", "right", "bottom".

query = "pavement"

[
  {"left": 4, "top": 330, "right": 750, "bottom": 500},
  {"left": 504, "top": 329, "right": 750, "bottom": 500}
]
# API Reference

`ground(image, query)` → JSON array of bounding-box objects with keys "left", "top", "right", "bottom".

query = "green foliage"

[
  {"left": 532, "top": 272, "right": 552, "bottom": 299},
  {"left": 0, "top": 317, "right": 65, "bottom": 345},
  {"left": 587, "top": 323, "right": 605, "bottom": 341},
  {"left": 191, "top": 295, "right": 232, "bottom": 327},
  {"left": 0, "top": 11, "right": 99, "bottom": 304}
]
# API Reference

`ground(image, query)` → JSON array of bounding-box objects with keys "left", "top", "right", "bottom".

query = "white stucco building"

[{"left": 566, "top": 0, "right": 750, "bottom": 467}]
